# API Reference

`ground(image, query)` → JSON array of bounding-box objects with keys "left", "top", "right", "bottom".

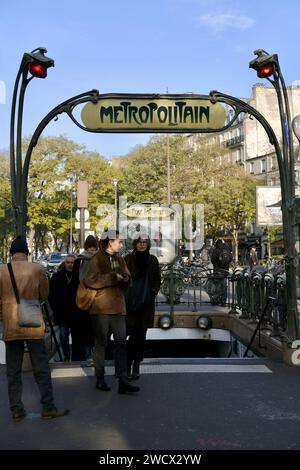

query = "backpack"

[{"left": 217, "top": 248, "right": 232, "bottom": 269}]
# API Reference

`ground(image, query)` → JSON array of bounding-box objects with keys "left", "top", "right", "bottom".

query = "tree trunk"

[
  {"left": 28, "top": 226, "right": 35, "bottom": 262},
  {"left": 232, "top": 230, "right": 238, "bottom": 263}
]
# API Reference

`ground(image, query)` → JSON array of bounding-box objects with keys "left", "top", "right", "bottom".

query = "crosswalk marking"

[{"left": 51, "top": 363, "right": 272, "bottom": 378}]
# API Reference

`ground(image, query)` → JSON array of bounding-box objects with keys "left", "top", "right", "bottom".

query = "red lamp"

[{"left": 28, "top": 62, "right": 48, "bottom": 79}]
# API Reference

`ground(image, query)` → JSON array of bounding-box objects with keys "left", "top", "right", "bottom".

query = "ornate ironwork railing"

[{"left": 156, "top": 261, "right": 289, "bottom": 338}]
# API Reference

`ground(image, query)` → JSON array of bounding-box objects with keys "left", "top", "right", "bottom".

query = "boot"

[
  {"left": 127, "top": 360, "right": 133, "bottom": 380},
  {"left": 41, "top": 408, "right": 70, "bottom": 420},
  {"left": 131, "top": 361, "right": 140, "bottom": 380},
  {"left": 96, "top": 377, "right": 111, "bottom": 392},
  {"left": 12, "top": 410, "right": 27, "bottom": 422},
  {"left": 118, "top": 377, "right": 140, "bottom": 394}
]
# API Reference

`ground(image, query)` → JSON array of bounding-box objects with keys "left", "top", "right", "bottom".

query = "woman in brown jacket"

[{"left": 83, "top": 230, "right": 140, "bottom": 394}]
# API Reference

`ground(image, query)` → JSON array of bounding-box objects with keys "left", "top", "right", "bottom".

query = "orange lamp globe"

[
  {"left": 257, "top": 63, "right": 274, "bottom": 79},
  {"left": 28, "top": 62, "right": 48, "bottom": 78}
]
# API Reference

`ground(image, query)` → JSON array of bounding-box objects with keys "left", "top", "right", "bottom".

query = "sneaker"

[
  {"left": 41, "top": 408, "right": 70, "bottom": 419},
  {"left": 86, "top": 358, "right": 94, "bottom": 367},
  {"left": 12, "top": 410, "right": 27, "bottom": 422}
]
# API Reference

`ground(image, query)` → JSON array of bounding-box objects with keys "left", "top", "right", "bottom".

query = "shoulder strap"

[{"left": 7, "top": 262, "right": 20, "bottom": 304}]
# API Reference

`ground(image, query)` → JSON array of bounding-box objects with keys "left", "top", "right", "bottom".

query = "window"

[
  {"left": 249, "top": 161, "right": 254, "bottom": 174},
  {"left": 238, "top": 112, "right": 245, "bottom": 123},
  {"left": 236, "top": 149, "right": 242, "bottom": 162},
  {"left": 261, "top": 159, "right": 267, "bottom": 173}
]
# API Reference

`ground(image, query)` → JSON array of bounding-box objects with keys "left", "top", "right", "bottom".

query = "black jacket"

[
  {"left": 48, "top": 268, "right": 79, "bottom": 326},
  {"left": 124, "top": 252, "right": 161, "bottom": 329}
]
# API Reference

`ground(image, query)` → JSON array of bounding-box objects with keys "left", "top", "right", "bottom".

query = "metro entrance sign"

[
  {"left": 9, "top": 47, "right": 300, "bottom": 364},
  {"left": 80, "top": 94, "right": 227, "bottom": 132}
]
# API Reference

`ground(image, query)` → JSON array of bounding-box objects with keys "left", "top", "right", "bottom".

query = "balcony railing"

[{"left": 225, "top": 135, "right": 244, "bottom": 147}]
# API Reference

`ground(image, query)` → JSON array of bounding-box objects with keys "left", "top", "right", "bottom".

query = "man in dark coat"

[
  {"left": 72, "top": 235, "right": 98, "bottom": 365},
  {"left": 209, "top": 239, "right": 232, "bottom": 305},
  {"left": 49, "top": 254, "right": 85, "bottom": 361},
  {"left": 0, "top": 237, "right": 69, "bottom": 421},
  {"left": 124, "top": 234, "right": 161, "bottom": 379},
  {"left": 210, "top": 239, "right": 232, "bottom": 273}
]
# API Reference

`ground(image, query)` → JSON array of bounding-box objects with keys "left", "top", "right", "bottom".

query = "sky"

[{"left": 1, "top": 0, "right": 300, "bottom": 159}]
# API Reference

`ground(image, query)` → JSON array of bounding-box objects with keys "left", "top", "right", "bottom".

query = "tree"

[
  {"left": 25, "top": 135, "right": 119, "bottom": 253},
  {"left": 118, "top": 134, "right": 260, "bottom": 258},
  {"left": 264, "top": 225, "right": 282, "bottom": 257},
  {"left": 204, "top": 166, "right": 260, "bottom": 261},
  {"left": 119, "top": 136, "right": 170, "bottom": 204},
  {"left": 0, "top": 153, "right": 14, "bottom": 261}
]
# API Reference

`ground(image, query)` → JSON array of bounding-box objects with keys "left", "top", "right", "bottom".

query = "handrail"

[{"left": 243, "top": 296, "right": 276, "bottom": 357}]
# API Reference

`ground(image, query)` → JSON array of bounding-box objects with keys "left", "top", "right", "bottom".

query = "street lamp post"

[
  {"left": 292, "top": 115, "right": 300, "bottom": 286},
  {"left": 249, "top": 49, "right": 299, "bottom": 342},
  {"left": 167, "top": 135, "right": 171, "bottom": 205},
  {"left": 70, "top": 187, "right": 73, "bottom": 252},
  {"left": 113, "top": 179, "right": 119, "bottom": 230},
  {"left": 166, "top": 87, "right": 171, "bottom": 205},
  {"left": 10, "top": 47, "right": 54, "bottom": 238}
]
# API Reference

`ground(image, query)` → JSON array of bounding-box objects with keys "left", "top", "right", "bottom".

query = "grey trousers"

[
  {"left": 91, "top": 314, "right": 127, "bottom": 378},
  {"left": 5, "top": 339, "right": 55, "bottom": 414}
]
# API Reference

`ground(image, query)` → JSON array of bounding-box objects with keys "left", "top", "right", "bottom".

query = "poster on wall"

[{"left": 256, "top": 186, "right": 282, "bottom": 226}]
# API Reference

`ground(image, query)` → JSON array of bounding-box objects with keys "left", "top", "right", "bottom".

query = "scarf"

[{"left": 105, "top": 248, "right": 121, "bottom": 273}]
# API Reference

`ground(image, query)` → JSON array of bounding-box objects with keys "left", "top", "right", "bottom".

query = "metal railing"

[
  {"left": 157, "top": 261, "right": 290, "bottom": 339},
  {"left": 157, "top": 262, "right": 232, "bottom": 311}
]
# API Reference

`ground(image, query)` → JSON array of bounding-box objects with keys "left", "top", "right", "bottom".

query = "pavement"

[{"left": 1, "top": 356, "right": 300, "bottom": 451}]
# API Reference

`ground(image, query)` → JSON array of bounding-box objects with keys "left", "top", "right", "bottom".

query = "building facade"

[
  {"left": 190, "top": 83, "right": 300, "bottom": 184},
  {"left": 188, "top": 83, "right": 300, "bottom": 258}
]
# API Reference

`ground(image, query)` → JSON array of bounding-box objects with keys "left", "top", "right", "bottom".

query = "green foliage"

[
  {"left": 0, "top": 133, "right": 261, "bottom": 256},
  {"left": 204, "top": 166, "right": 259, "bottom": 239},
  {"left": 25, "top": 135, "right": 119, "bottom": 253},
  {"left": 265, "top": 225, "right": 282, "bottom": 243},
  {"left": 119, "top": 136, "right": 170, "bottom": 203},
  {"left": 119, "top": 134, "right": 260, "bottom": 242},
  {"left": 0, "top": 153, "right": 14, "bottom": 259}
]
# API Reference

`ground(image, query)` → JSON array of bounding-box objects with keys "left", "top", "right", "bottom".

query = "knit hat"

[
  {"left": 84, "top": 235, "right": 98, "bottom": 250},
  {"left": 10, "top": 236, "right": 29, "bottom": 256}
]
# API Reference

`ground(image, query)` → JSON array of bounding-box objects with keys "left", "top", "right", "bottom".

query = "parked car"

[
  {"left": 46, "top": 252, "right": 68, "bottom": 276},
  {"left": 35, "top": 255, "right": 49, "bottom": 268}
]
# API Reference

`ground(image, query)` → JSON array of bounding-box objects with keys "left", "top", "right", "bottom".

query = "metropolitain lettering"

[{"left": 99, "top": 101, "right": 210, "bottom": 126}]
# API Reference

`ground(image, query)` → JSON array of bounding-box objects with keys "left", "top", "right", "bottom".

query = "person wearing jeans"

[
  {"left": 83, "top": 230, "right": 140, "bottom": 394},
  {"left": 0, "top": 237, "right": 69, "bottom": 421},
  {"left": 91, "top": 314, "right": 127, "bottom": 379},
  {"left": 6, "top": 339, "right": 55, "bottom": 416}
]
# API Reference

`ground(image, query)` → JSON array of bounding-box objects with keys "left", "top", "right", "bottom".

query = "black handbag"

[{"left": 7, "top": 263, "right": 42, "bottom": 328}]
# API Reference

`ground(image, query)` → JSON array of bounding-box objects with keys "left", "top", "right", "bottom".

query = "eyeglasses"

[{"left": 137, "top": 240, "right": 148, "bottom": 244}]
